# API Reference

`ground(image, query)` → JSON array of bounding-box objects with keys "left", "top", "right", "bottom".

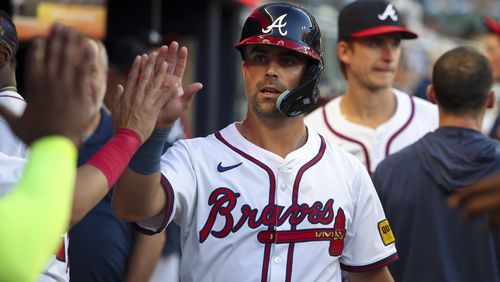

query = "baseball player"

[
  {"left": 112, "top": 3, "right": 397, "bottom": 281},
  {"left": 0, "top": 24, "right": 96, "bottom": 282},
  {"left": 0, "top": 10, "right": 28, "bottom": 158},
  {"left": 305, "top": 0, "right": 438, "bottom": 174},
  {"left": 0, "top": 25, "right": 185, "bottom": 281}
]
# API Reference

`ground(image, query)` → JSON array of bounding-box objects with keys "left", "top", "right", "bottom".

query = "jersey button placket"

[{"left": 280, "top": 183, "right": 287, "bottom": 191}]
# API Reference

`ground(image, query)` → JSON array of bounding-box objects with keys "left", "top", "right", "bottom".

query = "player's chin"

[{"left": 252, "top": 102, "right": 282, "bottom": 118}]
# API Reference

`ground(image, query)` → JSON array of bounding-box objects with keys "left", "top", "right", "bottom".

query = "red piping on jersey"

[
  {"left": 258, "top": 227, "right": 345, "bottom": 243},
  {"left": 215, "top": 131, "right": 276, "bottom": 282},
  {"left": 56, "top": 241, "right": 66, "bottom": 262},
  {"left": 322, "top": 107, "right": 372, "bottom": 172},
  {"left": 286, "top": 135, "right": 326, "bottom": 282},
  {"left": 384, "top": 96, "right": 415, "bottom": 156},
  {"left": 340, "top": 252, "right": 399, "bottom": 272},
  {"left": 0, "top": 94, "right": 24, "bottom": 102},
  {"left": 132, "top": 174, "right": 174, "bottom": 235},
  {"left": 322, "top": 95, "right": 415, "bottom": 173}
]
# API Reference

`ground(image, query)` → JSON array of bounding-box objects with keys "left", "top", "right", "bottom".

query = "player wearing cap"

[
  {"left": 305, "top": 0, "right": 438, "bottom": 174},
  {"left": 112, "top": 3, "right": 397, "bottom": 281}
]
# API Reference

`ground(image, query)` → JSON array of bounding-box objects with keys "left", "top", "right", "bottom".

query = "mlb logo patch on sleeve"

[{"left": 378, "top": 219, "right": 395, "bottom": 246}]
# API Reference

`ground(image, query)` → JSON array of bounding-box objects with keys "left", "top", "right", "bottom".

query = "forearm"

[
  {"left": 347, "top": 266, "right": 394, "bottom": 282},
  {"left": 125, "top": 231, "right": 166, "bottom": 282},
  {"left": 113, "top": 168, "right": 166, "bottom": 221},
  {"left": 70, "top": 164, "right": 108, "bottom": 227},
  {"left": 0, "top": 137, "right": 77, "bottom": 281},
  {"left": 71, "top": 128, "right": 142, "bottom": 227},
  {"left": 113, "top": 127, "right": 171, "bottom": 221}
]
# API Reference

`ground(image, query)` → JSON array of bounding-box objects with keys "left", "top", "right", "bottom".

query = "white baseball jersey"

[
  {"left": 0, "top": 151, "right": 26, "bottom": 197},
  {"left": 0, "top": 152, "right": 69, "bottom": 281},
  {"left": 305, "top": 89, "right": 438, "bottom": 173},
  {"left": 0, "top": 90, "right": 28, "bottom": 157},
  {"left": 136, "top": 123, "right": 397, "bottom": 282}
]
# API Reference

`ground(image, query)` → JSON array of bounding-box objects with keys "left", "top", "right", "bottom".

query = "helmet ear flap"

[{"left": 276, "top": 62, "right": 324, "bottom": 117}]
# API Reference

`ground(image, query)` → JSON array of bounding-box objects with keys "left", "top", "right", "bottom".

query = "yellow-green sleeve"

[{"left": 0, "top": 136, "right": 77, "bottom": 282}]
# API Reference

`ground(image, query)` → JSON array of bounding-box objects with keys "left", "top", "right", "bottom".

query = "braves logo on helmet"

[{"left": 261, "top": 14, "right": 288, "bottom": 36}]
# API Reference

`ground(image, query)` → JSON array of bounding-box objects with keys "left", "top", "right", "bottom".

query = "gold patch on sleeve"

[{"left": 378, "top": 219, "right": 395, "bottom": 246}]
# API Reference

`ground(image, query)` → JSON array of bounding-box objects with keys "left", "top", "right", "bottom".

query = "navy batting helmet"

[{"left": 236, "top": 2, "right": 323, "bottom": 117}]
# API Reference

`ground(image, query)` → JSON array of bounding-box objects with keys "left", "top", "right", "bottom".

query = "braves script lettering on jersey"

[
  {"left": 135, "top": 123, "right": 397, "bottom": 282},
  {"left": 305, "top": 89, "right": 438, "bottom": 173}
]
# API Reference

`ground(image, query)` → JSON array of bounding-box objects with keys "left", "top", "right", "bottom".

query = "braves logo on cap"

[
  {"left": 262, "top": 14, "right": 288, "bottom": 36},
  {"left": 377, "top": 4, "right": 398, "bottom": 21}
]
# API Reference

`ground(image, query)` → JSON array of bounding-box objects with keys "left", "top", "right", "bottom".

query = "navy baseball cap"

[{"left": 338, "top": 0, "right": 417, "bottom": 40}]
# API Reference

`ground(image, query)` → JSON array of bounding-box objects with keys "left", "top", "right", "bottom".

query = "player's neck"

[
  {"left": 238, "top": 114, "right": 308, "bottom": 158},
  {"left": 341, "top": 85, "right": 396, "bottom": 129},
  {"left": 438, "top": 110, "right": 484, "bottom": 132},
  {"left": 0, "top": 67, "right": 16, "bottom": 91}
]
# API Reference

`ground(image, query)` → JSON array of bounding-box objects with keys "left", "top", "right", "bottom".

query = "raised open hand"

[
  {"left": 153, "top": 41, "right": 203, "bottom": 128},
  {"left": 111, "top": 49, "right": 172, "bottom": 143},
  {"left": 0, "top": 24, "right": 96, "bottom": 147}
]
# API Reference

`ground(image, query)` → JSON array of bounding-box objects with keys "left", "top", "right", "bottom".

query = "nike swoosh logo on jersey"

[{"left": 217, "top": 162, "right": 242, "bottom": 172}]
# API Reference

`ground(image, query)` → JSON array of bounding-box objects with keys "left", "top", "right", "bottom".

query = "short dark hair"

[{"left": 432, "top": 46, "right": 493, "bottom": 115}]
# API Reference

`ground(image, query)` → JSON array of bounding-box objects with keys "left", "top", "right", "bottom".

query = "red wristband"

[{"left": 87, "top": 128, "right": 142, "bottom": 189}]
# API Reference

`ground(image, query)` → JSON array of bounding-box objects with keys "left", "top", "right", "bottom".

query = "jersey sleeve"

[
  {"left": 134, "top": 140, "right": 196, "bottom": 234},
  {"left": 0, "top": 136, "right": 76, "bottom": 282},
  {"left": 0, "top": 96, "right": 28, "bottom": 157},
  {"left": 339, "top": 160, "right": 398, "bottom": 272}
]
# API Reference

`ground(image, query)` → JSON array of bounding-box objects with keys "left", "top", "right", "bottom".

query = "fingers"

[
  {"left": 59, "top": 27, "right": 78, "bottom": 88},
  {"left": 173, "top": 46, "right": 188, "bottom": 79},
  {"left": 112, "top": 84, "right": 125, "bottom": 112},
  {"left": 165, "top": 41, "right": 179, "bottom": 75},
  {"left": 74, "top": 38, "right": 96, "bottom": 102},
  {"left": 180, "top": 82, "right": 203, "bottom": 107},
  {"left": 150, "top": 62, "right": 169, "bottom": 104},
  {"left": 25, "top": 37, "right": 44, "bottom": 100},
  {"left": 124, "top": 56, "right": 142, "bottom": 106},
  {"left": 155, "top": 46, "right": 169, "bottom": 73},
  {"left": 136, "top": 52, "right": 158, "bottom": 100},
  {"left": 448, "top": 174, "right": 500, "bottom": 208},
  {"left": 45, "top": 24, "right": 63, "bottom": 83},
  {"left": 460, "top": 194, "right": 500, "bottom": 219}
]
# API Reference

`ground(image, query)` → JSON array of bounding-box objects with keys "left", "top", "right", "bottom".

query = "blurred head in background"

[{"left": 484, "top": 17, "right": 500, "bottom": 82}]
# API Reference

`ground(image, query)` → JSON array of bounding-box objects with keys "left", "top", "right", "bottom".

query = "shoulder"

[
  {"left": 318, "top": 132, "right": 366, "bottom": 174},
  {"left": 394, "top": 89, "right": 438, "bottom": 124},
  {"left": 0, "top": 91, "right": 26, "bottom": 116},
  {"left": 307, "top": 97, "right": 340, "bottom": 119}
]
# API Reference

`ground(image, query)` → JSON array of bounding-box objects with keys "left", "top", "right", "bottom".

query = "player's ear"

[
  {"left": 426, "top": 84, "right": 437, "bottom": 105},
  {"left": 0, "top": 46, "right": 10, "bottom": 68},
  {"left": 337, "top": 41, "right": 351, "bottom": 65},
  {"left": 486, "top": 90, "right": 495, "bottom": 109}
]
